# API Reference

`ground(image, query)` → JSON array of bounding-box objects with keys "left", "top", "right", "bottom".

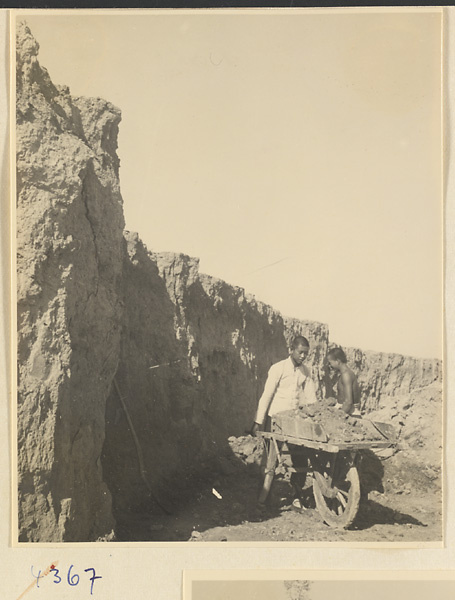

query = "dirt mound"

[
  {"left": 228, "top": 435, "right": 264, "bottom": 466},
  {"left": 367, "top": 381, "right": 442, "bottom": 471}
]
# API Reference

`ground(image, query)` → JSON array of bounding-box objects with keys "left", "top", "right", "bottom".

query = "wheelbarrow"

[{"left": 256, "top": 413, "right": 397, "bottom": 529}]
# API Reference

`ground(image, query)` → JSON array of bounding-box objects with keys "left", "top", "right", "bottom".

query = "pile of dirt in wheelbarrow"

[{"left": 273, "top": 399, "right": 388, "bottom": 445}]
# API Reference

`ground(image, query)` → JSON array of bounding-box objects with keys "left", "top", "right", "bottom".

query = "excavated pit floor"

[{"left": 113, "top": 435, "right": 442, "bottom": 543}]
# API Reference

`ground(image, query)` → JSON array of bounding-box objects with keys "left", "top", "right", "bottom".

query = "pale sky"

[
  {"left": 191, "top": 580, "right": 455, "bottom": 600},
  {"left": 21, "top": 9, "right": 443, "bottom": 359}
]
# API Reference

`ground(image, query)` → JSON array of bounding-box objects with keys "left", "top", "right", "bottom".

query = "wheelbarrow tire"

[{"left": 313, "top": 462, "right": 361, "bottom": 529}]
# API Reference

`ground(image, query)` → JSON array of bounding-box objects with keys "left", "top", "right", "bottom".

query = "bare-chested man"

[{"left": 326, "top": 347, "right": 361, "bottom": 415}]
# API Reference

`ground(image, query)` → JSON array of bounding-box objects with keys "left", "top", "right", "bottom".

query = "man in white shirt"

[
  {"left": 250, "top": 335, "right": 318, "bottom": 510},
  {"left": 251, "top": 335, "right": 317, "bottom": 434}
]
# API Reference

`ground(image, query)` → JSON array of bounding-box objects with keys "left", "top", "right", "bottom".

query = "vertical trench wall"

[
  {"left": 342, "top": 347, "right": 442, "bottom": 412},
  {"left": 17, "top": 23, "right": 124, "bottom": 541}
]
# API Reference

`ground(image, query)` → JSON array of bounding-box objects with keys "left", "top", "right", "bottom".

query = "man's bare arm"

[{"left": 340, "top": 371, "right": 354, "bottom": 413}]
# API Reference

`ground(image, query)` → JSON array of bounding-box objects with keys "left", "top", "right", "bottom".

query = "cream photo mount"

[
  {"left": 6, "top": 0, "right": 451, "bottom": 554},
  {"left": 184, "top": 570, "right": 455, "bottom": 600},
  {"left": 2, "top": 4, "right": 455, "bottom": 600}
]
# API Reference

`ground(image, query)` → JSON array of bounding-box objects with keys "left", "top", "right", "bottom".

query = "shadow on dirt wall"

[{"left": 100, "top": 236, "right": 291, "bottom": 535}]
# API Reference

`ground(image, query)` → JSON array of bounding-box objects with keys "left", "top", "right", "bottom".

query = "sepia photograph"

[
  {"left": 187, "top": 574, "right": 455, "bottom": 600},
  {"left": 13, "top": 7, "right": 443, "bottom": 544}
]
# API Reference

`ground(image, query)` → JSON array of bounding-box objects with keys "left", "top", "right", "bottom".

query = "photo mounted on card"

[
  {"left": 12, "top": 7, "right": 444, "bottom": 545},
  {"left": 184, "top": 571, "right": 455, "bottom": 600}
]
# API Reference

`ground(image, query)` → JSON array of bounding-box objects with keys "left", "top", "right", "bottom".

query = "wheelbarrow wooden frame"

[{"left": 257, "top": 430, "right": 395, "bottom": 529}]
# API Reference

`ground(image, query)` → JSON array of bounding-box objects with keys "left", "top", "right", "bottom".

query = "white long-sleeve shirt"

[{"left": 255, "top": 357, "right": 318, "bottom": 426}]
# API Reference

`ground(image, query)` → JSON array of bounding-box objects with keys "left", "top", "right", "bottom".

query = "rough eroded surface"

[
  {"left": 17, "top": 22, "right": 124, "bottom": 541},
  {"left": 342, "top": 347, "right": 442, "bottom": 412}
]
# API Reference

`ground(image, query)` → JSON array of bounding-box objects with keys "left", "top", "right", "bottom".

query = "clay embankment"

[
  {"left": 17, "top": 23, "right": 442, "bottom": 542},
  {"left": 17, "top": 22, "right": 124, "bottom": 541},
  {"left": 341, "top": 347, "right": 442, "bottom": 412}
]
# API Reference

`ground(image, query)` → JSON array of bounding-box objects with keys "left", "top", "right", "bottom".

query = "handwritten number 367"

[{"left": 31, "top": 565, "right": 102, "bottom": 595}]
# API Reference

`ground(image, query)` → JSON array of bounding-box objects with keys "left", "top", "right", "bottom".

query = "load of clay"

[{"left": 273, "top": 399, "right": 389, "bottom": 445}]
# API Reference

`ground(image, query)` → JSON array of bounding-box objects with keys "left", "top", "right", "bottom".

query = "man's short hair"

[
  {"left": 290, "top": 335, "right": 310, "bottom": 350},
  {"left": 327, "top": 347, "right": 347, "bottom": 363}
]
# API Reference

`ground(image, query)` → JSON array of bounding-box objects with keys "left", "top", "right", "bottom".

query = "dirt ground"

[{"left": 114, "top": 435, "right": 442, "bottom": 543}]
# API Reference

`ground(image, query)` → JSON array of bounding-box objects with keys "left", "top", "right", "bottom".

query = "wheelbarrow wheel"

[{"left": 312, "top": 451, "right": 360, "bottom": 529}]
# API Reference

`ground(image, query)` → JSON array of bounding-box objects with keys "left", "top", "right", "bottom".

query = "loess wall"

[
  {"left": 17, "top": 23, "right": 442, "bottom": 541},
  {"left": 16, "top": 22, "right": 124, "bottom": 541},
  {"left": 342, "top": 347, "right": 442, "bottom": 412}
]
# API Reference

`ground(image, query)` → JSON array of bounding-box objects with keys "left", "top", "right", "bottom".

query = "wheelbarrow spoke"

[{"left": 337, "top": 491, "right": 347, "bottom": 507}]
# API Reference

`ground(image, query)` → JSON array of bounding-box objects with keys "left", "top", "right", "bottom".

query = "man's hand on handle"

[{"left": 250, "top": 422, "right": 261, "bottom": 437}]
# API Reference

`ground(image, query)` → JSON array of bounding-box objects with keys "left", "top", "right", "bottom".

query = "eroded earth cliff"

[
  {"left": 17, "top": 22, "right": 124, "bottom": 541},
  {"left": 16, "top": 23, "right": 443, "bottom": 542}
]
